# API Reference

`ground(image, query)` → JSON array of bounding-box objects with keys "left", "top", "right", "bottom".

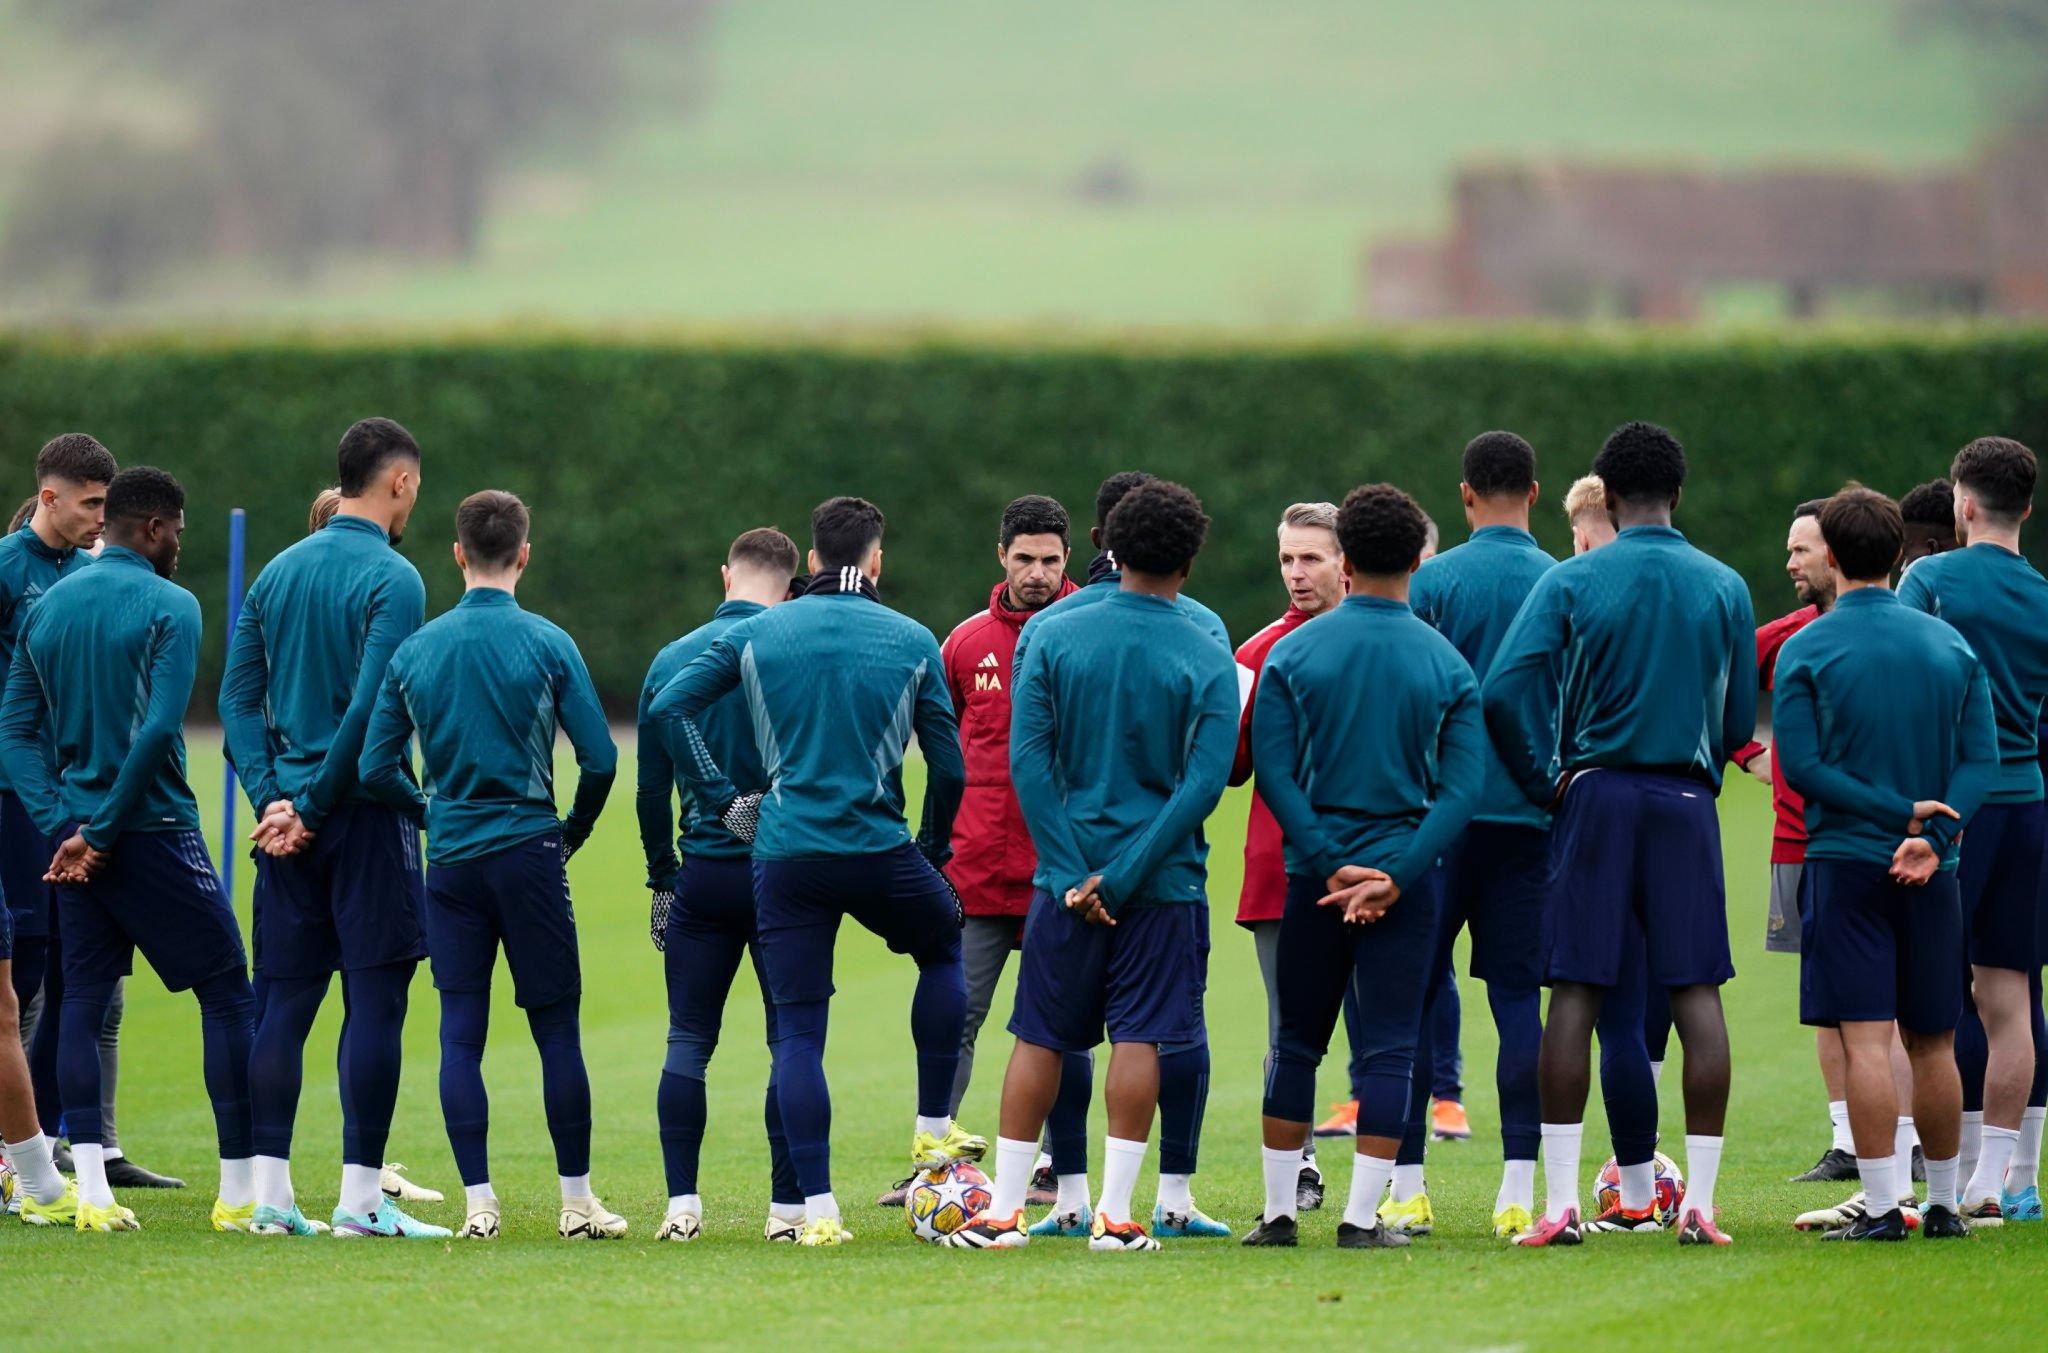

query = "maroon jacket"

[{"left": 940, "top": 577, "right": 1080, "bottom": 917}]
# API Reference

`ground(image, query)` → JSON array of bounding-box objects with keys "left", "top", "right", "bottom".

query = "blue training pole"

[{"left": 221, "top": 508, "right": 247, "bottom": 891}]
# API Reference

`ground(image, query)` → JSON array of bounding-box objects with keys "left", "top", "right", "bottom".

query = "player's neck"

[
  {"left": 335, "top": 499, "right": 400, "bottom": 536},
  {"left": 1836, "top": 575, "right": 1890, "bottom": 598},
  {"left": 1120, "top": 569, "right": 1183, "bottom": 602},
  {"left": 1466, "top": 501, "right": 1530, "bottom": 532},
  {"left": 725, "top": 580, "right": 785, "bottom": 608},
  {"left": 1611, "top": 504, "right": 1674, "bottom": 531},
  {"left": 27, "top": 507, "right": 70, "bottom": 553},
  {"left": 1966, "top": 529, "right": 2023, "bottom": 555},
  {"left": 1350, "top": 574, "right": 1410, "bottom": 604},
  {"left": 464, "top": 573, "right": 519, "bottom": 597}
]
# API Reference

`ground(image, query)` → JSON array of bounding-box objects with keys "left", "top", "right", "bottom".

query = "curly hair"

[
  {"left": 105, "top": 466, "right": 185, "bottom": 523},
  {"left": 1104, "top": 480, "right": 1208, "bottom": 576},
  {"left": 1093, "top": 471, "right": 1156, "bottom": 529},
  {"left": 1951, "top": 437, "right": 2036, "bottom": 521},
  {"left": 1592, "top": 421, "right": 1687, "bottom": 506},
  {"left": 1899, "top": 477, "right": 1954, "bottom": 528},
  {"left": 1462, "top": 430, "right": 1536, "bottom": 498},
  {"left": 1337, "top": 483, "right": 1429, "bottom": 575},
  {"left": 1000, "top": 494, "right": 1070, "bottom": 549}
]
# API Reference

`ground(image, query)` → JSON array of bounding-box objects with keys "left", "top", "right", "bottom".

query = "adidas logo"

[{"left": 976, "top": 652, "right": 1000, "bottom": 670}]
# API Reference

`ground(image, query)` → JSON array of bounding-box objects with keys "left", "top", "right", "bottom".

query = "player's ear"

[
  {"left": 720, "top": 563, "right": 733, "bottom": 595},
  {"left": 452, "top": 541, "right": 467, "bottom": 572},
  {"left": 1527, "top": 481, "right": 1540, "bottom": 507},
  {"left": 806, "top": 548, "right": 821, "bottom": 574},
  {"left": 866, "top": 545, "right": 884, "bottom": 582},
  {"left": 516, "top": 541, "right": 531, "bottom": 572}
]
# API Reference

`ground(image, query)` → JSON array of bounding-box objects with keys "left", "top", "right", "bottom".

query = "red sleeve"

[{"left": 939, "top": 618, "right": 970, "bottom": 718}]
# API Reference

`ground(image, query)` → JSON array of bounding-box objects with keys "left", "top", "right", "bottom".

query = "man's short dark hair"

[
  {"left": 1592, "top": 421, "right": 1687, "bottom": 506},
  {"left": 337, "top": 417, "right": 421, "bottom": 497},
  {"left": 1094, "top": 471, "right": 1156, "bottom": 530},
  {"left": 1104, "top": 480, "right": 1207, "bottom": 576},
  {"left": 1337, "top": 483, "right": 1430, "bottom": 575},
  {"left": 1819, "top": 488, "right": 1903, "bottom": 582},
  {"left": 456, "top": 490, "right": 529, "bottom": 570},
  {"left": 1899, "top": 478, "right": 1954, "bottom": 528},
  {"left": 1951, "top": 437, "right": 2036, "bottom": 522},
  {"left": 36, "top": 433, "right": 117, "bottom": 487},
  {"left": 1793, "top": 499, "right": 1827, "bottom": 521},
  {"left": 1000, "top": 494, "right": 1070, "bottom": 550},
  {"left": 728, "top": 526, "right": 800, "bottom": 578},
  {"left": 1462, "top": 431, "right": 1536, "bottom": 498},
  {"left": 811, "top": 496, "right": 886, "bottom": 570},
  {"left": 104, "top": 467, "right": 185, "bottom": 524}
]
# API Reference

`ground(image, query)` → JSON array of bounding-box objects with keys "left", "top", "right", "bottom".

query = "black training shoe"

[
  {"left": 104, "top": 1157, "right": 186, "bottom": 1189},
  {"left": 1239, "top": 1215, "right": 1299, "bottom": 1247},
  {"left": 1919, "top": 1205, "right": 1971, "bottom": 1239},
  {"left": 1790, "top": 1148, "right": 1858, "bottom": 1183},
  {"left": 1910, "top": 1146, "right": 1926, "bottom": 1183},
  {"left": 1026, "top": 1165, "right": 1058, "bottom": 1208},
  {"left": 876, "top": 1175, "right": 914, "bottom": 1208},
  {"left": 1336, "top": 1220, "right": 1410, "bottom": 1249},
  {"left": 1296, "top": 1166, "right": 1325, "bottom": 1213},
  {"left": 1823, "top": 1207, "right": 1908, "bottom": 1241}
]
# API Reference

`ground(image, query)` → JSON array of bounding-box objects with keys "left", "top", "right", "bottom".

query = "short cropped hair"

[
  {"left": 1951, "top": 437, "right": 2036, "bottom": 522},
  {"left": 1793, "top": 498, "right": 1827, "bottom": 521},
  {"left": 811, "top": 496, "right": 886, "bottom": 570},
  {"left": 1819, "top": 488, "right": 1904, "bottom": 582},
  {"left": 1338, "top": 483, "right": 1429, "bottom": 575},
  {"left": 1104, "top": 480, "right": 1208, "bottom": 576},
  {"left": 1278, "top": 501, "right": 1339, "bottom": 538},
  {"left": 1563, "top": 475, "right": 1607, "bottom": 521},
  {"left": 1899, "top": 478, "right": 1955, "bottom": 528},
  {"left": 104, "top": 466, "right": 185, "bottom": 523},
  {"left": 728, "top": 526, "right": 800, "bottom": 578},
  {"left": 1000, "top": 494, "right": 1070, "bottom": 550},
  {"left": 36, "top": 433, "right": 117, "bottom": 488},
  {"left": 308, "top": 487, "right": 342, "bottom": 534},
  {"left": 337, "top": 417, "right": 421, "bottom": 497},
  {"left": 1094, "top": 471, "right": 1156, "bottom": 529},
  {"left": 1462, "top": 431, "right": 1536, "bottom": 497},
  {"left": 456, "top": 490, "right": 529, "bottom": 570},
  {"left": 1592, "top": 421, "right": 1687, "bottom": 506}
]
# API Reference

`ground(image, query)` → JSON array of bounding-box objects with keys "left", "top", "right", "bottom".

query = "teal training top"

[
  {"left": 636, "top": 599, "right": 766, "bottom": 886},
  {"left": 1483, "top": 525, "right": 1757, "bottom": 805},
  {"left": 1409, "top": 525, "right": 1558, "bottom": 829},
  {"left": 359, "top": 588, "right": 616, "bottom": 866},
  {"left": 0, "top": 547, "right": 201, "bottom": 848},
  {"left": 219, "top": 514, "right": 427, "bottom": 829},
  {"left": 1897, "top": 543, "right": 2048, "bottom": 804},
  {"left": 1772, "top": 587, "right": 1998, "bottom": 866},
  {"left": 649, "top": 590, "right": 966, "bottom": 862},
  {"left": 1251, "top": 594, "right": 1487, "bottom": 891},
  {"left": 1009, "top": 588, "right": 1238, "bottom": 913},
  {"left": 1015, "top": 571, "right": 1231, "bottom": 672},
  {"left": 0, "top": 523, "right": 94, "bottom": 793}
]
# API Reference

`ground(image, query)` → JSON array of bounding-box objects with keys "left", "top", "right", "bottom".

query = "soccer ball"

[
  {"left": 904, "top": 1161, "right": 992, "bottom": 1243},
  {"left": 1593, "top": 1151, "right": 1686, "bottom": 1220}
]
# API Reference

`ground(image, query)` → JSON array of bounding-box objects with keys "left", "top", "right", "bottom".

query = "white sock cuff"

[
  {"left": 1261, "top": 1145, "right": 1302, "bottom": 1164},
  {"left": 996, "top": 1135, "right": 1040, "bottom": 1155},
  {"left": 1104, "top": 1135, "right": 1149, "bottom": 1159},
  {"left": 1984, "top": 1125, "right": 2022, "bottom": 1143}
]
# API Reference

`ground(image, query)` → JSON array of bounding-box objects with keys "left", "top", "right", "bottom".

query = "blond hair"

[
  {"left": 308, "top": 487, "right": 342, "bottom": 535},
  {"left": 1563, "top": 475, "right": 1607, "bottom": 522}
]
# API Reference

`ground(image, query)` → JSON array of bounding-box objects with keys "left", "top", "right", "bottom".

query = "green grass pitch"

[{"left": 12, "top": 739, "right": 2042, "bottom": 1348}]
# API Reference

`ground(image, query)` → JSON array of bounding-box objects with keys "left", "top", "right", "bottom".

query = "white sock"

[
  {"left": 804, "top": 1191, "right": 839, "bottom": 1223},
  {"left": 1681, "top": 1134, "right": 1723, "bottom": 1222},
  {"left": 1828, "top": 1100, "right": 1853, "bottom": 1154},
  {"left": 2011, "top": 1106, "right": 2046, "bottom": 1191},
  {"left": 1099, "top": 1136, "right": 1147, "bottom": 1225},
  {"left": 1261, "top": 1146, "right": 1301, "bottom": 1223},
  {"left": 1344, "top": 1153, "right": 1395, "bottom": 1230},
  {"left": 1960, "top": 1110, "right": 1984, "bottom": 1184},
  {"left": 1649, "top": 1060, "right": 1665, "bottom": 1089},
  {"left": 1540, "top": 1122, "right": 1583, "bottom": 1222},
  {"left": 219, "top": 1156, "right": 254, "bottom": 1208},
  {"left": 1894, "top": 1117, "right": 1918, "bottom": 1204},
  {"left": 668, "top": 1193, "right": 701, "bottom": 1217},
  {"left": 1032, "top": 1149, "right": 1053, "bottom": 1174},
  {"left": 467, "top": 1182, "right": 497, "bottom": 1206},
  {"left": 254, "top": 1154, "right": 294, "bottom": 1213},
  {"left": 1859, "top": 1154, "right": 1898, "bottom": 1213},
  {"left": 559, "top": 1173, "right": 592, "bottom": 1202},
  {"left": 340, "top": 1163, "right": 384, "bottom": 1217},
  {"left": 1055, "top": 1172, "right": 1091, "bottom": 1217},
  {"left": 768, "top": 1200, "right": 805, "bottom": 1222},
  {"left": 4, "top": 1134, "right": 65, "bottom": 1205},
  {"left": 104, "top": 1147, "right": 124, "bottom": 1161},
  {"left": 1391, "top": 1163, "right": 1425, "bottom": 1202},
  {"left": 73, "top": 1142, "right": 114, "bottom": 1208},
  {"left": 989, "top": 1135, "right": 1038, "bottom": 1219},
  {"left": 1926, "top": 1155, "right": 1960, "bottom": 1212},
  {"left": 915, "top": 1115, "right": 951, "bottom": 1139},
  {"left": 1967, "top": 1125, "right": 2019, "bottom": 1203},
  {"left": 1157, "top": 1171, "right": 1193, "bottom": 1215},
  {"left": 1618, "top": 1159, "right": 1654, "bottom": 1211},
  {"left": 1495, "top": 1158, "right": 1535, "bottom": 1214}
]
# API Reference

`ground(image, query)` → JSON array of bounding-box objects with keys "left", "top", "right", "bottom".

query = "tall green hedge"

[{"left": 3, "top": 328, "right": 2046, "bottom": 711}]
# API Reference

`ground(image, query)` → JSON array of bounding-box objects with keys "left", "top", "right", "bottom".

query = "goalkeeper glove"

[
  {"left": 649, "top": 888, "right": 674, "bottom": 952},
  {"left": 719, "top": 791, "right": 763, "bottom": 845}
]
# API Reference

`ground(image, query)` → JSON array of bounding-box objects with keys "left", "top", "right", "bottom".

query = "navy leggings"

[
  {"left": 249, "top": 962, "right": 414, "bottom": 1165},
  {"left": 61, "top": 969, "right": 253, "bottom": 1159},
  {"left": 440, "top": 988, "right": 590, "bottom": 1185}
]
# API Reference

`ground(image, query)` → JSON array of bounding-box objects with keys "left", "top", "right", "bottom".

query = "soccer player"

[
  {"left": 1900, "top": 478, "right": 1957, "bottom": 568},
  {"left": 1399, "top": 431, "right": 1556, "bottom": 1239},
  {"left": 636, "top": 526, "right": 807, "bottom": 1243},
  {"left": 1774, "top": 487, "right": 1992, "bottom": 1241},
  {"left": 929, "top": 495, "right": 1087, "bottom": 1221},
  {"left": 220, "top": 417, "right": 444, "bottom": 1238},
  {"left": 1486, "top": 421, "right": 1756, "bottom": 1247},
  {"left": 0, "top": 467, "right": 258, "bottom": 1232},
  {"left": 651, "top": 496, "right": 977, "bottom": 1248},
  {"left": 1233, "top": 501, "right": 1346, "bottom": 1213},
  {"left": 1898, "top": 436, "right": 2048, "bottom": 1224},
  {"left": 359, "top": 491, "right": 622, "bottom": 1240},
  {"left": 1563, "top": 475, "right": 1615, "bottom": 555},
  {"left": 946, "top": 479, "right": 1236, "bottom": 1252},
  {"left": 0, "top": 902, "right": 74, "bottom": 1222},
  {"left": 1237, "top": 482, "right": 1485, "bottom": 1249}
]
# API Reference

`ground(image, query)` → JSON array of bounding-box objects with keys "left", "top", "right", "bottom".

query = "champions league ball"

[
  {"left": 904, "top": 1161, "right": 993, "bottom": 1243},
  {"left": 1594, "top": 1151, "right": 1686, "bottom": 1220}
]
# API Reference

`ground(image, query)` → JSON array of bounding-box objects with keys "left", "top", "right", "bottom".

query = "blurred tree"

[
  {"left": 1906, "top": 1, "right": 2048, "bottom": 104},
  {"left": 1, "top": 126, "right": 216, "bottom": 304}
]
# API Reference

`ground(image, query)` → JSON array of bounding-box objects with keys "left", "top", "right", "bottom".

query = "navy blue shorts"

[
  {"left": 1958, "top": 800, "right": 2044, "bottom": 972},
  {"left": 1438, "top": 822, "right": 1549, "bottom": 988},
  {"left": 425, "top": 833, "right": 579, "bottom": 1009},
  {"left": 1800, "top": 859, "right": 1965, "bottom": 1034},
  {"left": 0, "top": 893, "right": 11, "bottom": 962},
  {"left": 1544, "top": 769, "right": 1733, "bottom": 989},
  {"left": 1271, "top": 871, "right": 1438, "bottom": 1102},
  {"left": 1, "top": 790, "right": 58, "bottom": 940},
  {"left": 752, "top": 844, "right": 961, "bottom": 1005},
  {"left": 57, "top": 830, "right": 246, "bottom": 992},
  {"left": 1009, "top": 890, "right": 1207, "bottom": 1053},
  {"left": 256, "top": 800, "right": 426, "bottom": 979}
]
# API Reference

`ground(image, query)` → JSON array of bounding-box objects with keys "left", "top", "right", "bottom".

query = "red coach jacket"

[
  {"left": 1231, "top": 605, "right": 1313, "bottom": 926},
  {"left": 1732, "top": 604, "right": 1818, "bottom": 865},
  {"left": 941, "top": 576, "right": 1080, "bottom": 918}
]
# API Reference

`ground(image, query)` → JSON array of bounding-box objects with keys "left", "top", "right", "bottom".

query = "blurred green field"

[
  {"left": 13, "top": 736, "right": 2043, "bottom": 1349},
  {"left": 0, "top": 0, "right": 2019, "bottom": 326}
]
